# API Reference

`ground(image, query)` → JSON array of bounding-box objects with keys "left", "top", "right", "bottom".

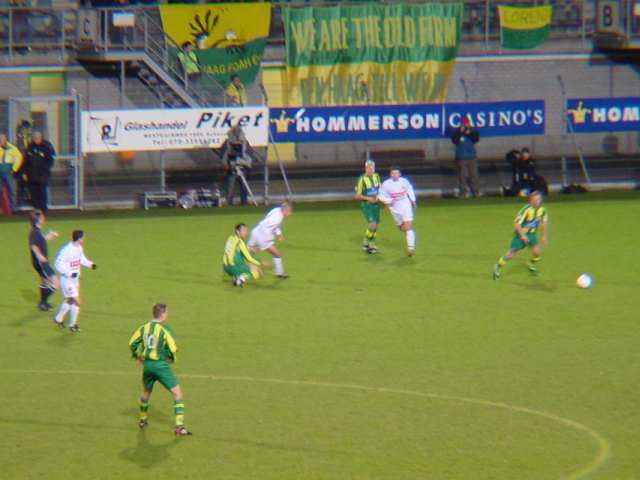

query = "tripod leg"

[{"left": 236, "top": 167, "right": 258, "bottom": 206}]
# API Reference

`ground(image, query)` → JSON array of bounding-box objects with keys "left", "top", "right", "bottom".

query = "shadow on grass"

[
  {"left": 120, "top": 430, "right": 179, "bottom": 469},
  {"left": 189, "top": 432, "right": 354, "bottom": 458},
  {"left": 5, "top": 310, "right": 44, "bottom": 328},
  {"left": 506, "top": 279, "right": 559, "bottom": 293},
  {"left": 20, "top": 289, "right": 35, "bottom": 303},
  {"left": 120, "top": 407, "right": 169, "bottom": 422},
  {"left": 45, "top": 330, "right": 75, "bottom": 347},
  {"left": 286, "top": 243, "right": 357, "bottom": 254},
  {"left": 162, "top": 269, "right": 213, "bottom": 282},
  {"left": 0, "top": 416, "right": 131, "bottom": 433},
  {"left": 423, "top": 252, "right": 497, "bottom": 262}
]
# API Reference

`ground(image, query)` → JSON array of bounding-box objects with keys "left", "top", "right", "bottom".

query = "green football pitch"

[{"left": 2, "top": 192, "right": 638, "bottom": 479}]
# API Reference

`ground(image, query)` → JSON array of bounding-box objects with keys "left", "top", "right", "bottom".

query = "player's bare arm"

[
  {"left": 514, "top": 221, "right": 529, "bottom": 244},
  {"left": 31, "top": 245, "right": 48, "bottom": 263},
  {"left": 540, "top": 220, "right": 548, "bottom": 246}
]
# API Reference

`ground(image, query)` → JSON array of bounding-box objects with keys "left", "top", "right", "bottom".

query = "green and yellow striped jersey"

[
  {"left": 514, "top": 204, "right": 548, "bottom": 234},
  {"left": 129, "top": 320, "right": 177, "bottom": 362},
  {"left": 355, "top": 173, "right": 381, "bottom": 199},
  {"left": 222, "top": 234, "right": 260, "bottom": 267}
]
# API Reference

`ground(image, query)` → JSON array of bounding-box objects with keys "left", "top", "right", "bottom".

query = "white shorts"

[
  {"left": 390, "top": 200, "right": 414, "bottom": 226},
  {"left": 248, "top": 228, "right": 274, "bottom": 251},
  {"left": 60, "top": 275, "right": 79, "bottom": 299}
]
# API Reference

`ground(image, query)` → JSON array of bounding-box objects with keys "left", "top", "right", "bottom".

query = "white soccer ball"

[{"left": 576, "top": 274, "right": 593, "bottom": 289}]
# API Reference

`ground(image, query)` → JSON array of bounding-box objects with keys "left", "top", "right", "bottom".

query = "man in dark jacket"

[
  {"left": 451, "top": 116, "right": 481, "bottom": 198},
  {"left": 22, "top": 131, "right": 56, "bottom": 212}
]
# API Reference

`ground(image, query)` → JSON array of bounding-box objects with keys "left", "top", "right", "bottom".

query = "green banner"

[
  {"left": 284, "top": 3, "right": 463, "bottom": 106},
  {"left": 499, "top": 5, "right": 552, "bottom": 50},
  {"left": 159, "top": 4, "right": 271, "bottom": 88}
]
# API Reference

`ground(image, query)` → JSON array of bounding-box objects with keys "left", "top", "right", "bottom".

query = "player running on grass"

[
  {"left": 223, "top": 223, "right": 265, "bottom": 287},
  {"left": 248, "top": 202, "right": 293, "bottom": 278},
  {"left": 378, "top": 167, "right": 417, "bottom": 256},
  {"left": 53, "top": 230, "right": 96, "bottom": 332},
  {"left": 355, "top": 160, "right": 382, "bottom": 254},
  {"left": 493, "top": 191, "right": 548, "bottom": 280},
  {"left": 129, "top": 303, "right": 192, "bottom": 436}
]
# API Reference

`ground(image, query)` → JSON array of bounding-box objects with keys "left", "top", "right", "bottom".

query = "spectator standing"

[
  {"left": 451, "top": 116, "right": 481, "bottom": 198},
  {"left": 22, "top": 131, "right": 56, "bottom": 212},
  {"left": 226, "top": 74, "right": 247, "bottom": 106},
  {"left": 15, "top": 119, "right": 33, "bottom": 207},
  {"left": 177, "top": 42, "right": 201, "bottom": 85},
  {"left": 0, "top": 133, "right": 24, "bottom": 213}
]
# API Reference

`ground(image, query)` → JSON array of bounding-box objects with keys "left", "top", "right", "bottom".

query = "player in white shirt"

[
  {"left": 53, "top": 230, "right": 97, "bottom": 332},
  {"left": 248, "top": 202, "right": 293, "bottom": 278},
  {"left": 377, "top": 167, "right": 417, "bottom": 256}
]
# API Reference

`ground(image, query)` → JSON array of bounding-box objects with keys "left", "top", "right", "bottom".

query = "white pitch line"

[{"left": 6, "top": 368, "right": 609, "bottom": 479}]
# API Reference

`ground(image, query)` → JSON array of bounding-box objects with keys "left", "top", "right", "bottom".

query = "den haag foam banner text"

[
  {"left": 81, "top": 107, "right": 269, "bottom": 153},
  {"left": 283, "top": 3, "right": 463, "bottom": 106}
]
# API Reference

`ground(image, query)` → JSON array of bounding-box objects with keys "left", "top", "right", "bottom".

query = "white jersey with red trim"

[
  {"left": 54, "top": 242, "right": 93, "bottom": 277},
  {"left": 378, "top": 177, "right": 416, "bottom": 206}
]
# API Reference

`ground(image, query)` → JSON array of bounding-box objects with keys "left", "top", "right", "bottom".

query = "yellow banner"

[
  {"left": 498, "top": 5, "right": 552, "bottom": 31},
  {"left": 286, "top": 60, "right": 455, "bottom": 106},
  {"left": 159, "top": 4, "right": 271, "bottom": 49}
]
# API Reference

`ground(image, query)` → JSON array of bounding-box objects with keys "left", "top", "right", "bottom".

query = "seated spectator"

[
  {"left": 504, "top": 148, "right": 548, "bottom": 196},
  {"left": 520, "top": 148, "right": 548, "bottom": 195}
]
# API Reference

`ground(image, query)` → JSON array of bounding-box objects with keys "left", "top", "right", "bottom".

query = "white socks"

[
  {"left": 273, "top": 257, "right": 285, "bottom": 276},
  {"left": 69, "top": 305, "right": 80, "bottom": 327},
  {"left": 55, "top": 303, "right": 70, "bottom": 323},
  {"left": 406, "top": 230, "right": 416, "bottom": 250}
]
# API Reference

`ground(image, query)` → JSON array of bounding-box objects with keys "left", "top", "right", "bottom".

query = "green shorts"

[
  {"left": 143, "top": 360, "right": 178, "bottom": 391},
  {"left": 223, "top": 263, "right": 252, "bottom": 278},
  {"left": 361, "top": 203, "right": 381, "bottom": 224},
  {"left": 510, "top": 232, "right": 539, "bottom": 251}
]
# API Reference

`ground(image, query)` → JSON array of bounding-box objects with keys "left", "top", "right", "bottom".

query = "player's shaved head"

[
  {"left": 30, "top": 209, "right": 44, "bottom": 227},
  {"left": 235, "top": 223, "right": 249, "bottom": 239},
  {"left": 365, "top": 160, "right": 375, "bottom": 174},
  {"left": 152, "top": 303, "right": 168, "bottom": 320},
  {"left": 529, "top": 191, "right": 542, "bottom": 207},
  {"left": 281, "top": 202, "right": 293, "bottom": 216}
]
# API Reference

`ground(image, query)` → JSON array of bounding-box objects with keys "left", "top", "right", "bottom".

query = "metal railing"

[
  {"left": 91, "top": 7, "right": 226, "bottom": 107},
  {"left": 0, "top": 7, "right": 77, "bottom": 61},
  {"left": 1, "top": 2, "right": 638, "bottom": 62}
]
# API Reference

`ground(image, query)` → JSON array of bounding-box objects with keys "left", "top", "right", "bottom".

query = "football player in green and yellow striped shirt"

[
  {"left": 128, "top": 303, "right": 192, "bottom": 436},
  {"left": 223, "top": 223, "right": 264, "bottom": 287},
  {"left": 355, "top": 160, "right": 382, "bottom": 254},
  {"left": 493, "top": 191, "right": 549, "bottom": 279}
]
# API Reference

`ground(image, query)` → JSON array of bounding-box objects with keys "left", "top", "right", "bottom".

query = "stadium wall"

[
  {"left": 1, "top": 53, "right": 639, "bottom": 175},
  {"left": 263, "top": 54, "right": 640, "bottom": 166}
]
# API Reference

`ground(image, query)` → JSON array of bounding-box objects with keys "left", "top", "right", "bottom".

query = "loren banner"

[
  {"left": 270, "top": 100, "right": 545, "bottom": 143},
  {"left": 81, "top": 107, "right": 270, "bottom": 153},
  {"left": 498, "top": 5, "right": 552, "bottom": 50},
  {"left": 160, "top": 3, "right": 271, "bottom": 88},
  {"left": 283, "top": 3, "right": 463, "bottom": 106}
]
